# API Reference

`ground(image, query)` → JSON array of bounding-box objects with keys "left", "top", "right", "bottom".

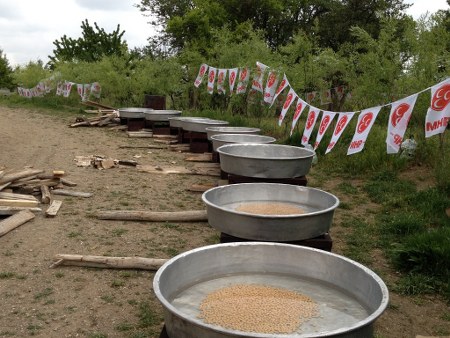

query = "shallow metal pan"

[
  {"left": 217, "top": 144, "right": 314, "bottom": 178},
  {"left": 168, "top": 117, "right": 212, "bottom": 129},
  {"left": 154, "top": 242, "right": 389, "bottom": 338},
  {"left": 144, "top": 110, "right": 182, "bottom": 122},
  {"left": 202, "top": 182, "right": 339, "bottom": 241},
  {"left": 205, "top": 126, "right": 261, "bottom": 140},
  {"left": 210, "top": 134, "right": 276, "bottom": 152},
  {"left": 180, "top": 118, "right": 229, "bottom": 133},
  {"left": 118, "top": 107, "right": 153, "bottom": 119}
]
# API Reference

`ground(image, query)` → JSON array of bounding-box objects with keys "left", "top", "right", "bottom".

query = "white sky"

[{"left": 0, "top": 0, "right": 448, "bottom": 67}]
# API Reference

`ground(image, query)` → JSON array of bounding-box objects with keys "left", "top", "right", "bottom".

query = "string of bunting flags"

[
  {"left": 193, "top": 62, "right": 450, "bottom": 155},
  {"left": 17, "top": 75, "right": 101, "bottom": 101}
]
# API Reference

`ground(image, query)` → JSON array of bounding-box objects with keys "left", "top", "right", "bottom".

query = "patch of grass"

[
  {"left": 0, "top": 331, "right": 16, "bottom": 336},
  {"left": 26, "top": 324, "right": 42, "bottom": 336},
  {"left": 137, "top": 301, "right": 162, "bottom": 328},
  {"left": 393, "top": 273, "right": 439, "bottom": 296},
  {"left": 163, "top": 222, "right": 179, "bottom": 230},
  {"left": 87, "top": 333, "right": 107, "bottom": 338},
  {"left": 111, "top": 228, "right": 128, "bottom": 237},
  {"left": 100, "top": 295, "right": 115, "bottom": 303},
  {"left": 0, "top": 272, "right": 15, "bottom": 279},
  {"left": 341, "top": 217, "right": 375, "bottom": 265},
  {"left": 34, "top": 287, "right": 53, "bottom": 300},
  {"left": 115, "top": 322, "right": 134, "bottom": 332},
  {"left": 67, "top": 231, "right": 82, "bottom": 238},
  {"left": 111, "top": 279, "right": 125, "bottom": 288},
  {"left": 336, "top": 182, "right": 359, "bottom": 194},
  {"left": 55, "top": 272, "right": 64, "bottom": 278}
]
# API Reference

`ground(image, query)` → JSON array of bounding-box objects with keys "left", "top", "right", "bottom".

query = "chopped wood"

[
  {"left": 52, "top": 170, "right": 65, "bottom": 177},
  {"left": 0, "top": 192, "right": 39, "bottom": 202},
  {"left": 10, "top": 178, "right": 60, "bottom": 189},
  {"left": 74, "top": 156, "right": 93, "bottom": 167},
  {"left": 184, "top": 153, "right": 213, "bottom": 162},
  {"left": 109, "top": 125, "right": 128, "bottom": 131},
  {"left": 61, "top": 178, "right": 77, "bottom": 187},
  {"left": 193, "top": 162, "right": 221, "bottom": 169},
  {"left": 137, "top": 165, "right": 220, "bottom": 177},
  {"left": 117, "top": 160, "right": 138, "bottom": 167},
  {"left": 152, "top": 134, "right": 178, "bottom": 140},
  {"left": 0, "top": 199, "right": 39, "bottom": 208},
  {"left": 40, "top": 185, "right": 52, "bottom": 204},
  {"left": 0, "top": 182, "right": 11, "bottom": 191},
  {"left": 0, "top": 206, "right": 42, "bottom": 215},
  {"left": 69, "top": 121, "right": 91, "bottom": 127},
  {"left": 52, "top": 189, "right": 93, "bottom": 198},
  {"left": 127, "top": 131, "right": 154, "bottom": 138},
  {"left": 0, "top": 210, "right": 35, "bottom": 237},
  {"left": 99, "top": 158, "right": 116, "bottom": 169},
  {"left": 45, "top": 200, "right": 63, "bottom": 217},
  {"left": 96, "top": 209, "right": 207, "bottom": 222},
  {"left": 153, "top": 139, "right": 178, "bottom": 145},
  {"left": 0, "top": 169, "right": 44, "bottom": 185},
  {"left": 50, "top": 254, "right": 168, "bottom": 270}
]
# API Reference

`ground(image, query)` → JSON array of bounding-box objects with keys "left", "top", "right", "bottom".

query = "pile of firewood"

[{"left": 69, "top": 111, "right": 120, "bottom": 128}]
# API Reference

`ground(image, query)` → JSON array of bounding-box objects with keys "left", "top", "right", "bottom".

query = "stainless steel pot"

[
  {"left": 210, "top": 134, "right": 276, "bottom": 152},
  {"left": 153, "top": 242, "right": 389, "bottom": 338},
  {"left": 118, "top": 107, "right": 153, "bottom": 119},
  {"left": 168, "top": 117, "right": 212, "bottom": 129},
  {"left": 144, "top": 110, "right": 181, "bottom": 122},
  {"left": 217, "top": 144, "right": 314, "bottom": 178},
  {"left": 202, "top": 183, "right": 339, "bottom": 241},
  {"left": 205, "top": 126, "right": 261, "bottom": 140},
  {"left": 180, "top": 118, "right": 229, "bottom": 133}
]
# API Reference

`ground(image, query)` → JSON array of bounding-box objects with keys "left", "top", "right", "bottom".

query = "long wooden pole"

[
  {"left": 50, "top": 254, "right": 168, "bottom": 270},
  {"left": 96, "top": 209, "right": 208, "bottom": 222},
  {"left": 0, "top": 169, "right": 44, "bottom": 185}
]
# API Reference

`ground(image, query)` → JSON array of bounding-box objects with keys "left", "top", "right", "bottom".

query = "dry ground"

[{"left": 0, "top": 106, "right": 448, "bottom": 338}]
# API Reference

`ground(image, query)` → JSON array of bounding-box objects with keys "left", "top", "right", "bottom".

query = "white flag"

[
  {"left": 194, "top": 63, "right": 208, "bottom": 87},
  {"left": 228, "top": 68, "right": 238, "bottom": 93},
  {"left": 325, "top": 112, "right": 355, "bottom": 154},
  {"left": 306, "top": 91, "right": 317, "bottom": 103},
  {"left": 236, "top": 67, "right": 250, "bottom": 94},
  {"left": 251, "top": 61, "right": 268, "bottom": 93},
  {"left": 90, "top": 82, "right": 101, "bottom": 98},
  {"left": 386, "top": 94, "right": 418, "bottom": 154},
  {"left": 278, "top": 88, "right": 297, "bottom": 126},
  {"left": 314, "top": 111, "right": 336, "bottom": 150},
  {"left": 263, "top": 70, "right": 279, "bottom": 104},
  {"left": 270, "top": 74, "right": 289, "bottom": 107},
  {"left": 347, "top": 106, "right": 382, "bottom": 155},
  {"left": 206, "top": 67, "right": 217, "bottom": 94},
  {"left": 425, "top": 78, "right": 450, "bottom": 138},
  {"left": 216, "top": 69, "right": 227, "bottom": 95},
  {"left": 301, "top": 106, "right": 320, "bottom": 146},
  {"left": 290, "top": 97, "right": 308, "bottom": 136},
  {"left": 320, "top": 89, "right": 332, "bottom": 105}
]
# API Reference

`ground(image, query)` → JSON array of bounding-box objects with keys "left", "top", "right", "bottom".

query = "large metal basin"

[
  {"left": 180, "top": 118, "right": 229, "bottom": 133},
  {"left": 118, "top": 107, "right": 153, "bottom": 119},
  {"left": 169, "top": 117, "right": 212, "bottom": 129},
  {"left": 202, "top": 183, "right": 339, "bottom": 241},
  {"left": 217, "top": 144, "right": 314, "bottom": 179},
  {"left": 154, "top": 242, "right": 389, "bottom": 338},
  {"left": 205, "top": 126, "right": 261, "bottom": 140},
  {"left": 210, "top": 134, "right": 276, "bottom": 152},
  {"left": 144, "top": 110, "right": 181, "bottom": 122}
]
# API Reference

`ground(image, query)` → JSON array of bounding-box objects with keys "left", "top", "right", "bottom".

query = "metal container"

[
  {"left": 217, "top": 144, "right": 314, "bottom": 179},
  {"left": 118, "top": 107, "right": 153, "bottom": 119},
  {"left": 205, "top": 126, "right": 261, "bottom": 140},
  {"left": 144, "top": 110, "right": 181, "bottom": 122},
  {"left": 169, "top": 117, "right": 211, "bottom": 129},
  {"left": 210, "top": 134, "right": 276, "bottom": 152},
  {"left": 154, "top": 242, "right": 389, "bottom": 338},
  {"left": 202, "top": 183, "right": 339, "bottom": 241},
  {"left": 180, "top": 118, "right": 229, "bottom": 133}
]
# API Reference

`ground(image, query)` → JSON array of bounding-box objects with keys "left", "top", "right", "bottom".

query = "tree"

[
  {"left": 0, "top": 49, "right": 15, "bottom": 90},
  {"left": 48, "top": 19, "right": 128, "bottom": 68}
]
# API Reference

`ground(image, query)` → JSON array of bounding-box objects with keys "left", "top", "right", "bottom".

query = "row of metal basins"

[{"left": 120, "top": 109, "right": 389, "bottom": 338}]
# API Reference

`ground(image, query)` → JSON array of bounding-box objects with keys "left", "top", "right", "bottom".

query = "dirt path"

[{"left": 0, "top": 106, "right": 448, "bottom": 338}]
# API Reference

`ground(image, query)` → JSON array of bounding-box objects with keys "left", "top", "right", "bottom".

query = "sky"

[{"left": 0, "top": 0, "right": 448, "bottom": 67}]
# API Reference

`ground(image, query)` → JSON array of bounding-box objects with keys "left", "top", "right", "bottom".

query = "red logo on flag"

[
  {"left": 240, "top": 68, "right": 247, "bottom": 81},
  {"left": 267, "top": 73, "right": 276, "bottom": 88},
  {"left": 431, "top": 83, "right": 450, "bottom": 111},
  {"left": 283, "top": 93, "right": 293, "bottom": 109},
  {"left": 334, "top": 115, "right": 348, "bottom": 136},
  {"left": 391, "top": 103, "right": 410, "bottom": 127},
  {"left": 319, "top": 115, "right": 330, "bottom": 134},
  {"left": 230, "top": 71, "right": 236, "bottom": 84},
  {"left": 200, "top": 65, "right": 206, "bottom": 76},
  {"left": 209, "top": 70, "right": 215, "bottom": 83},
  {"left": 306, "top": 111, "right": 316, "bottom": 130},
  {"left": 276, "top": 80, "right": 286, "bottom": 94},
  {"left": 357, "top": 112, "right": 373, "bottom": 134},
  {"left": 218, "top": 72, "right": 224, "bottom": 83},
  {"left": 293, "top": 102, "right": 303, "bottom": 120}
]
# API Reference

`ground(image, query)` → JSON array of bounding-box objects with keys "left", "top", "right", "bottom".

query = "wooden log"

[
  {"left": 0, "top": 169, "right": 44, "bottom": 185},
  {"left": 0, "top": 199, "right": 39, "bottom": 207},
  {"left": 11, "top": 178, "right": 60, "bottom": 189},
  {"left": 184, "top": 153, "right": 213, "bottom": 162},
  {"left": 152, "top": 134, "right": 178, "bottom": 140},
  {"left": 52, "top": 170, "right": 65, "bottom": 177},
  {"left": 0, "top": 192, "right": 39, "bottom": 202},
  {"left": 61, "top": 178, "right": 77, "bottom": 187},
  {"left": 0, "top": 210, "right": 35, "bottom": 237},
  {"left": 137, "top": 165, "right": 220, "bottom": 177},
  {"left": 50, "top": 254, "right": 168, "bottom": 270},
  {"left": 45, "top": 200, "right": 63, "bottom": 217},
  {"left": 0, "top": 206, "right": 42, "bottom": 215},
  {"left": 69, "top": 121, "right": 91, "bottom": 127},
  {"left": 117, "top": 160, "right": 138, "bottom": 167},
  {"left": 0, "top": 182, "right": 11, "bottom": 191},
  {"left": 40, "top": 185, "right": 52, "bottom": 204},
  {"left": 127, "top": 131, "right": 154, "bottom": 138},
  {"left": 52, "top": 189, "right": 93, "bottom": 198},
  {"left": 96, "top": 209, "right": 207, "bottom": 222}
]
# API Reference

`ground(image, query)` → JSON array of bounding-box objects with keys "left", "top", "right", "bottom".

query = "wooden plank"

[
  {"left": 152, "top": 134, "right": 178, "bottom": 140},
  {"left": 153, "top": 139, "right": 178, "bottom": 145},
  {"left": 127, "top": 131, "right": 154, "bottom": 138},
  {"left": 0, "top": 206, "right": 42, "bottom": 215},
  {"left": 96, "top": 209, "right": 207, "bottom": 222},
  {"left": 45, "top": 200, "right": 63, "bottom": 217},
  {"left": 0, "top": 169, "right": 44, "bottom": 185},
  {"left": 50, "top": 254, "right": 168, "bottom": 270},
  {"left": 40, "top": 185, "right": 52, "bottom": 204},
  {"left": 0, "top": 182, "right": 11, "bottom": 191},
  {"left": 184, "top": 153, "right": 213, "bottom": 162},
  {"left": 52, "top": 189, "right": 93, "bottom": 198},
  {"left": 0, "top": 192, "right": 39, "bottom": 202},
  {"left": 60, "top": 178, "right": 77, "bottom": 187},
  {"left": 10, "top": 178, "right": 60, "bottom": 189},
  {"left": 0, "top": 199, "right": 39, "bottom": 207},
  {"left": 0, "top": 210, "right": 35, "bottom": 237}
]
